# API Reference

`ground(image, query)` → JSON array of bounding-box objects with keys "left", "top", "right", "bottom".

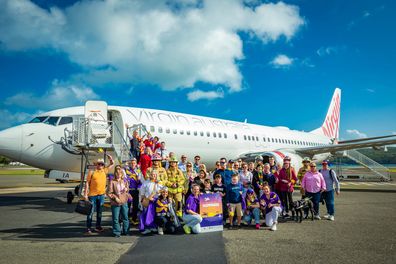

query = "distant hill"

[{"left": 330, "top": 147, "right": 396, "bottom": 164}]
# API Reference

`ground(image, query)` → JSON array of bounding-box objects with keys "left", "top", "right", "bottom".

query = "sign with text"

[{"left": 199, "top": 193, "right": 223, "bottom": 233}]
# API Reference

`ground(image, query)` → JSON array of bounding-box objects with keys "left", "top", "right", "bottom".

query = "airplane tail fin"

[{"left": 311, "top": 88, "right": 341, "bottom": 140}]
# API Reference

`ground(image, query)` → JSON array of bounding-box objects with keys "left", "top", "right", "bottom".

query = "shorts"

[{"left": 228, "top": 203, "right": 243, "bottom": 217}]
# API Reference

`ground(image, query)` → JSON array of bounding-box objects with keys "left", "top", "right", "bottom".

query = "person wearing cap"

[
  {"left": 155, "top": 187, "right": 177, "bottom": 235},
  {"left": 166, "top": 157, "right": 185, "bottom": 217},
  {"left": 255, "top": 155, "right": 264, "bottom": 168},
  {"left": 83, "top": 154, "right": 114, "bottom": 235},
  {"left": 227, "top": 159, "right": 235, "bottom": 171},
  {"left": 297, "top": 158, "right": 311, "bottom": 197},
  {"left": 178, "top": 155, "right": 188, "bottom": 172},
  {"left": 213, "top": 157, "right": 234, "bottom": 186},
  {"left": 319, "top": 160, "right": 340, "bottom": 221},
  {"left": 301, "top": 162, "right": 326, "bottom": 220},
  {"left": 275, "top": 156, "right": 297, "bottom": 217},
  {"left": 243, "top": 189, "right": 261, "bottom": 229},
  {"left": 139, "top": 147, "right": 152, "bottom": 178},
  {"left": 146, "top": 154, "right": 168, "bottom": 185},
  {"left": 125, "top": 158, "right": 143, "bottom": 225}
]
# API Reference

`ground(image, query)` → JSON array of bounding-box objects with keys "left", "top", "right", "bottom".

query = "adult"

[
  {"left": 139, "top": 147, "right": 152, "bottom": 178},
  {"left": 155, "top": 141, "right": 169, "bottom": 168},
  {"left": 183, "top": 161, "right": 197, "bottom": 199},
  {"left": 269, "top": 156, "right": 278, "bottom": 174},
  {"left": 146, "top": 154, "right": 168, "bottom": 185},
  {"left": 155, "top": 187, "right": 177, "bottom": 235},
  {"left": 193, "top": 155, "right": 201, "bottom": 173},
  {"left": 83, "top": 154, "right": 114, "bottom": 234},
  {"left": 126, "top": 126, "right": 142, "bottom": 162},
  {"left": 213, "top": 157, "right": 234, "bottom": 186},
  {"left": 297, "top": 157, "right": 311, "bottom": 197},
  {"left": 252, "top": 164, "right": 265, "bottom": 197},
  {"left": 178, "top": 155, "right": 188, "bottom": 172},
  {"left": 319, "top": 160, "right": 340, "bottom": 221},
  {"left": 193, "top": 169, "right": 207, "bottom": 191},
  {"left": 262, "top": 163, "right": 277, "bottom": 192},
  {"left": 276, "top": 156, "right": 297, "bottom": 217},
  {"left": 247, "top": 162, "right": 255, "bottom": 173},
  {"left": 183, "top": 184, "right": 203, "bottom": 234},
  {"left": 107, "top": 165, "right": 130, "bottom": 237},
  {"left": 301, "top": 162, "right": 326, "bottom": 220},
  {"left": 166, "top": 157, "right": 185, "bottom": 217},
  {"left": 260, "top": 184, "right": 282, "bottom": 231},
  {"left": 244, "top": 189, "right": 261, "bottom": 229},
  {"left": 124, "top": 158, "right": 143, "bottom": 225},
  {"left": 239, "top": 162, "right": 253, "bottom": 190},
  {"left": 233, "top": 162, "right": 241, "bottom": 174},
  {"left": 139, "top": 171, "right": 163, "bottom": 234}
]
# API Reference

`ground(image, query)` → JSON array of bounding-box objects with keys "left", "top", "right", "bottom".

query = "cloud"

[
  {"left": 0, "top": 109, "right": 32, "bottom": 130},
  {"left": 187, "top": 89, "right": 224, "bottom": 102},
  {"left": 316, "top": 46, "right": 338, "bottom": 57},
  {"left": 0, "top": 0, "right": 305, "bottom": 95},
  {"left": 392, "top": 132, "right": 396, "bottom": 135},
  {"left": 365, "top": 88, "right": 375, "bottom": 93},
  {"left": 347, "top": 6, "right": 384, "bottom": 30},
  {"left": 346, "top": 129, "right": 367, "bottom": 139},
  {"left": 270, "top": 54, "right": 294, "bottom": 68},
  {"left": 5, "top": 80, "right": 99, "bottom": 110}
]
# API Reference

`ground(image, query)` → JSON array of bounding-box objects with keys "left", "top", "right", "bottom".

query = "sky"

[{"left": 0, "top": 0, "right": 395, "bottom": 139}]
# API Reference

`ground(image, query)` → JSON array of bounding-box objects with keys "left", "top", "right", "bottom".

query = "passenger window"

[
  {"left": 256, "top": 136, "right": 259, "bottom": 141},
  {"left": 224, "top": 133, "right": 227, "bottom": 138},
  {"left": 218, "top": 133, "right": 222, "bottom": 138},
  {"left": 186, "top": 131, "right": 190, "bottom": 135},
  {"left": 234, "top": 134, "right": 238, "bottom": 140},
  {"left": 244, "top": 135, "right": 247, "bottom": 140},
  {"left": 173, "top": 129, "right": 177, "bottom": 134},
  {"left": 58, "top": 117, "right": 73, "bottom": 125},
  {"left": 158, "top": 127, "right": 163, "bottom": 133},
  {"left": 166, "top": 128, "right": 170, "bottom": 134},
  {"left": 150, "top": 126, "right": 155, "bottom": 132},
  {"left": 44, "top": 116, "right": 60, "bottom": 126},
  {"left": 206, "top": 132, "right": 210, "bottom": 137},
  {"left": 194, "top": 131, "right": 197, "bottom": 136},
  {"left": 200, "top": 131, "right": 204, "bottom": 136},
  {"left": 263, "top": 137, "right": 266, "bottom": 142},
  {"left": 180, "top": 130, "right": 184, "bottom": 135},
  {"left": 213, "top": 132, "right": 216, "bottom": 138}
]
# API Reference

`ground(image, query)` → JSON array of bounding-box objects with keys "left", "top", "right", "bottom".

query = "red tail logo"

[{"left": 321, "top": 89, "right": 341, "bottom": 139}]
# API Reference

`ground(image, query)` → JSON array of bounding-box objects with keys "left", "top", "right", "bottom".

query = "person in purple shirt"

[
  {"left": 260, "top": 184, "right": 282, "bottom": 231},
  {"left": 124, "top": 158, "right": 143, "bottom": 225},
  {"left": 301, "top": 162, "right": 326, "bottom": 220},
  {"left": 182, "top": 184, "right": 203, "bottom": 234}
]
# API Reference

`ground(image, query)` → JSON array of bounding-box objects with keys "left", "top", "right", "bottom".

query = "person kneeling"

[
  {"left": 260, "top": 184, "right": 282, "bottom": 231},
  {"left": 155, "top": 187, "right": 177, "bottom": 235},
  {"left": 244, "top": 189, "right": 261, "bottom": 229},
  {"left": 182, "top": 184, "right": 202, "bottom": 234}
]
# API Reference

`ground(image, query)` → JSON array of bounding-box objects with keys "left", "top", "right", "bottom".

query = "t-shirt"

[
  {"left": 87, "top": 168, "right": 108, "bottom": 196},
  {"left": 212, "top": 183, "right": 226, "bottom": 196},
  {"left": 185, "top": 194, "right": 200, "bottom": 214},
  {"left": 260, "top": 192, "right": 281, "bottom": 214},
  {"left": 214, "top": 168, "right": 234, "bottom": 185},
  {"left": 226, "top": 182, "right": 243, "bottom": 203}
]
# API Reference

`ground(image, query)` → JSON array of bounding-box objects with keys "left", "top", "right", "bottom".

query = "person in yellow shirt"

[
  {"left": 166, "top": 157, "right": 185, "bottom": 217},
  {"left": 146, "top": 154, "right": 167, "bottom": 185},
  {"left": 83, "top": 154, "right": 114, "bottom": 235},
  {"left": 297, "top": 157, "right": 311, "bottom": 198}
]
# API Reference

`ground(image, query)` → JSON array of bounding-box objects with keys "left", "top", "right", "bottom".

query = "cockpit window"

[
  {"left": 29, "top": 116, "right": 48, "bottom": 123},
  {"left": 58, "top": 117, "right": 73, "bottom": 125},
  {"left": 44, "top": 116, "right": 60, "bottom": 126}
]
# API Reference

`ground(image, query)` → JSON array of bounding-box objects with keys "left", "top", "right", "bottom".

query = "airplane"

[{"left": 0, "top": 88, "right": 395, "bottom": 182}]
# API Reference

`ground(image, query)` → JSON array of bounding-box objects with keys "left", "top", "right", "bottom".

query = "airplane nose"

[{"left": 0, "top": 126, "right": 23, "bottom": 161}]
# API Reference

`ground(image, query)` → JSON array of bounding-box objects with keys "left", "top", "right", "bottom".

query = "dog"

[{"left": 291, "top": 197, "right": 314, "bottom": 223}]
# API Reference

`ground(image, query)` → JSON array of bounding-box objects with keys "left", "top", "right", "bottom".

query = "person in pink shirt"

[{"left": 301, "top": 162, "right": 326, "bottom": 220}]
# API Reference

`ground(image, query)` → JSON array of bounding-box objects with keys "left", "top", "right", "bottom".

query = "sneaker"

[
  {"left": 141, "top": 229, "right": 151, "bottom": 235},
  {"left": 158, "top": 227, "right": 164, "bottom": 235},
  {"left": 236, "top": 225, "right": 241, "bottom": 229},
  {"left": 270, "top": 223, "right": 277, "bottom": 231},
  {"left": 314, "top": 215, "right": 321, "bottom": 220},
  {"left": 255, "top": 224, "right": 260, "bottom": 230},
  {"left": 328, "top": 215, "right": 335, "bottom": 221},
  {"left": 183, "top": 225, "right": 191, "bottom": 234},
  {"left": 228, "top": 225, "right": 234, "bottom": 230},
  {"left": 150, "top": 228, "right": 157, "bottom": 233},
  {"left": 176, "top": 211, "right": 183, "bottom": 218},
  {"left": 323, "top": 214, "right": 330, "bottom": 219},
  {"left": 95, "top": 227, "right": 104, "bottom": 233},
  {"left": 84, "top": 229, "right": 93, "bottom": 235},
  {"left": 131, "top": 219, "right": 139, "bottom": 225},
  {"left": 114, "top": 234, "right": 121, "bottom": 238}
]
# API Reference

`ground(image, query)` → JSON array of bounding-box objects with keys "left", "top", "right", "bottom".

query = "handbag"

[{"left": 75, "top": 199, "right": 93, "bottom": 215}]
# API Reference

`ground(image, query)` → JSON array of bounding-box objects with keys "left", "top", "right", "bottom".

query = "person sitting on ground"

[
  {"left": 203, "top": 179, "right": 212, "bottom": 194},
  {"left": 211, "top": 174, "right": 227, "bottom": 224},
  {"left": 298, "top": 157, "right": 311, "bottom": 198},
  {"left": 226, "top": 174, "right": 243, "bottom": 229},
  {"left": 243, "top": 189, "right": 261, "bottom": 229},
  {"left": 301, "top": 162, "right": 326, "bottom": 220},
  {"left": 83, "top": 154, "right": 114, "bottom": 235},
  {"left": 146, "top": 154, "right": 168, "bottom": 185},
  {"left": 155, "top": 187, "right": 177, "bottom": 235},
  {"left": 139, "top": 147, "right": 152, "bottom": 178},
  {"left": 166, "top": 157, "right": 185, "bottom": 217},
  {"left": 319, "top": 160, "right": 340, "bottom": 221},
  {"left": 107, "top": 165, "right": 130, "bottom": 237},
  {"left": 124, "top": 158, "right": 143, "bottom": 225},
  {"left": 183, "top": 184, "right": 203, "bottom": 234},
  {"left": 139, "top": 171, "right": 163, "bottom": 235},
  {"left": 193, "top": 169, "right": 207, "bottom": 192},
  {"left": 276, "top": 156, "right": 297, "bottom": 217},
  {"left": 260, "top": 184, "right": 282, "bottom": 231}
]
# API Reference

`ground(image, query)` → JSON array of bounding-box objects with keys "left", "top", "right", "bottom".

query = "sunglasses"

[
  {"left": 311, "top": 165, "right": 317, "bottom": 167},
  {"left": 220, "top": 162, "right": 226, "bottom": 164}
]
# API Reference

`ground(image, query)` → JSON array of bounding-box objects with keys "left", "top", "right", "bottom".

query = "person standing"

[
  {"left": 178, "top": 155, "right": 188, "bottom": 172},
  {"left": 125, "top": 158, "right": 143, "bottom": 225},
  {"left": 276, "top": 156, "right": 297, "bottom": 217},
  {"left": 83, "top": 154, "right": 114, "bottom": 234},
  {"left": 146, "top": 154, "right": 168, "bottom": 185},
  {"left": 301, "top": 162, "right": 326, "bottom": 220},
  {"left": 239, "top": 162, "right": 253, "bottom": 191},
  {"left": 155, "top": 141, "right": 169, "bottom": 168},
  {"left": 126, "top": 127, "right": 142, "bottom": 162},
  {"left": 166, "top": 157, "right": 185, "bottom": 217},
  {"left": 226, "top": 174, "right": 244, "bottom": 229},
  {"left": 297, "top": 157, "right": 311, "bottom": 197},
  {"left": 319, "top": 160, "right": 340, "bottom": 221},
  {"left": 139, "top": 147, "right": 152, "bottom": 178},
  {"left": 214, "top": 157, "right": 234, "bottom": 186},
  {"left": 262, "top": 163, "right": 277, "bottom": 192},
  {"left": 193, "top": 155, "right": 201, "bottom": 173}
]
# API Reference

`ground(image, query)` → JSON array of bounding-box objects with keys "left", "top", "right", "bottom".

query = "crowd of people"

[{"left": 82, "top": 130, "right": 340, "bottom": 237}]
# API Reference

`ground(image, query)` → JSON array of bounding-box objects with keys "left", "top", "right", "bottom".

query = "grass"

[
  {"left": 389, "top": 168, "right": 396, "bottom": 173},
  {"left": 0, "top": 169, "right": 45, "bottom": 175}
]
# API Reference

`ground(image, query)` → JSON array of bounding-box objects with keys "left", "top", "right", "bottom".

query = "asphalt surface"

[{"left": 0, "top": 174, "right": 396, "bottom": 264}]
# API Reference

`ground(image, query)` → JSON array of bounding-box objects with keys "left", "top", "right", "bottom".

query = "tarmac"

[{"left": 0, "top": 174, "right": 395, "bottom": 264}]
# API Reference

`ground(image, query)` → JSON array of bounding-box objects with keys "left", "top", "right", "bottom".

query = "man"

[
  {"left": 155, "top": 141, "right": 169, "bottom": 168},
  {"left": 126, "top": 126, "right": 142, "bottom": 162},
  {"left": 84, "top": 154, "right": 114, "bottom": 234},
  {"left": 146, "top": 154, "right": 168, "bottom": 186},
  {"left": 214, "top": 157, "right": 234, "bottom": 186},
  {"left": 227, "top": 160, "right": 235, "bottom": 171},
  {"left": 319, "top": 160, "right": 340, "bottom": 221},
  {"left": 178, "top": 155, "right": 188, "bottom": 172},
  {"left": 125, "top": 158, "right": 143, "bottom": 225},
  {"left": 269, "top": 156, "right": 278, "bottom": 174},
  {"left": 275, "top": 156, "right": 297, "bottom": 217},
  {"left": 193, "top": 155, "right": 201, "bottom": 173},
  {"left": 166, "top": 157, "right": 185, "bottom": 217},
  {"left": 297, "top": 157, "right": 311, "bottom": 197}
]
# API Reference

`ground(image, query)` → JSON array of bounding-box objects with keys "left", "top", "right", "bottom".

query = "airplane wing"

[{"left": 296, "top": 136, "right": 396, "bottom": 156}]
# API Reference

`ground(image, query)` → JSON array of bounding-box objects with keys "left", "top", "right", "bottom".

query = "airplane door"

[
  {"left": 85, "top": 101, "right": 108, "bottom": 121},
  {"left": 85, "top": 101, "right": 109, "bottom": 144}
]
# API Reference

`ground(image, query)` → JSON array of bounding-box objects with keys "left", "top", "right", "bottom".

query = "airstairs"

[{"left": 338, "top": 149, "right": 390, "bottom": 181}]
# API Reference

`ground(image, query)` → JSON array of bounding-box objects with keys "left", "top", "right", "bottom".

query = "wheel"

[{"left": 67, "top": 191, "right": 74, "bottom": 204}]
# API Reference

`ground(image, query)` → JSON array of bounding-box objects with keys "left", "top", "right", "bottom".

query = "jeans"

[
  {"left": 111, "top": 203, "right": 129, "bottom": 236},
  {"left": 323, "top": 190, "right": 335, "bottom": 215},
  {"left": 128, "top": 189, "right": 140, "bottom": 221},
  {"left": 279, "top": 191, "right": 293, "bottom": 213},
  {"left": 87, "top": 194, "right": 105, "bottom": 229},
  {"left": 265, "top": 206, "right": 282, "bottom": 227},
  {"left": 155, "top": 215, "right": 176, "bottom": 234},
  {"left": 243, "top": 208, "right": 260, "bottom": 225},
  {"left": 182, "top": 214, "right": 202, "bottom": 234},
  {"left": 305, "top": 191, "right": 321, "bottom": 216}
]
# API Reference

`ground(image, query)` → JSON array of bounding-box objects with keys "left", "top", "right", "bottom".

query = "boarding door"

[{"left": 85, "top": 101, "right": 110, "bottom": 144}]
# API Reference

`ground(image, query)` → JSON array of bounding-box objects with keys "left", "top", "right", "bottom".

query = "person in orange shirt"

[{"left": 84, "top": 154, "right": 114, "bottom": 235}]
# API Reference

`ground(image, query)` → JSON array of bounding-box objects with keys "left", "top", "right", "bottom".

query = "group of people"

[{"left": 82, "top": 130, "right": 340, "bottom": 237}]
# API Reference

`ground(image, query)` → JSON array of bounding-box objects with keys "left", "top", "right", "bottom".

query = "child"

[
  {"left": 211, "top": 174, "right": 227, "bottom": 223},
  {"left": 203, "top": 179, "right": 212, "bottom": 194},
  {"left": 155, "top": 187, "right": 177, "bottom": 235},
  {"left": 226, "top": 174, "right": 243, "bottom": 229},
  {"left": 243, "top": 189, "right": 261, "bottom": 229}
]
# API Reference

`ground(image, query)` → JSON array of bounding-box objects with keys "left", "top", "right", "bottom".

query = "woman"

[
  {"left": 252, "top": 164, "right": 264, "bottom": 197},
  {"left": 155, "top": 187, "right": 177, "bottom": 235},
  {"left": 260, "top": 184, "right": 282, "bottom": 231},
  {"left": 183, "top": 162, "right": 197, "bottom": 200},
  {"left": 139, "top": 171, "right": 163, "bottom": 235},
  {"left": 107, "top": 165, "right": 130, "bottom": 237},
  {"left": 301, "top": 162, "right": 326, "bottom": 220},
  {"left": 183, "top": 184, "right": 203, "bottom": 234},
  {"left": 193, "top": 169, "right": 207, "bottom": 192},
  {"left": 276, "top": 157, "right": 297, "bottom": 217},
  {"left": 243, "top": 189, "right": 261, "bottom": 229},
  {"left": 239, "top": 162, "right": 253, "bottom": 191}
]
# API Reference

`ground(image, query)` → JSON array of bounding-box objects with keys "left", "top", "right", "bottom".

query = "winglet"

[{"left": 311, "top": 88, "right": 341, "bottom": 140}]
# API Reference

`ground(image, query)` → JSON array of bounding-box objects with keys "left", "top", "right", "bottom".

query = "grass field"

[{"left": 0, "top": 168, "right": 45, "bottom": 175}]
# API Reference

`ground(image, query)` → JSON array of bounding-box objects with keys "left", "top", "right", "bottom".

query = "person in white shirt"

[{"left": 239, "top": 162, "right": 253, "bottom": 191}]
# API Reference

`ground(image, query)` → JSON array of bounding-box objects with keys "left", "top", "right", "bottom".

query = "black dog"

[{"left": 291, "top": 197, "right": 314, "bottom": 222}]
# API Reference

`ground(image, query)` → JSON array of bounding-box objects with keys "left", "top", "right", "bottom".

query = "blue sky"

[{"left": 0, "top": 0, "right": 395, "bottom": 139}]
